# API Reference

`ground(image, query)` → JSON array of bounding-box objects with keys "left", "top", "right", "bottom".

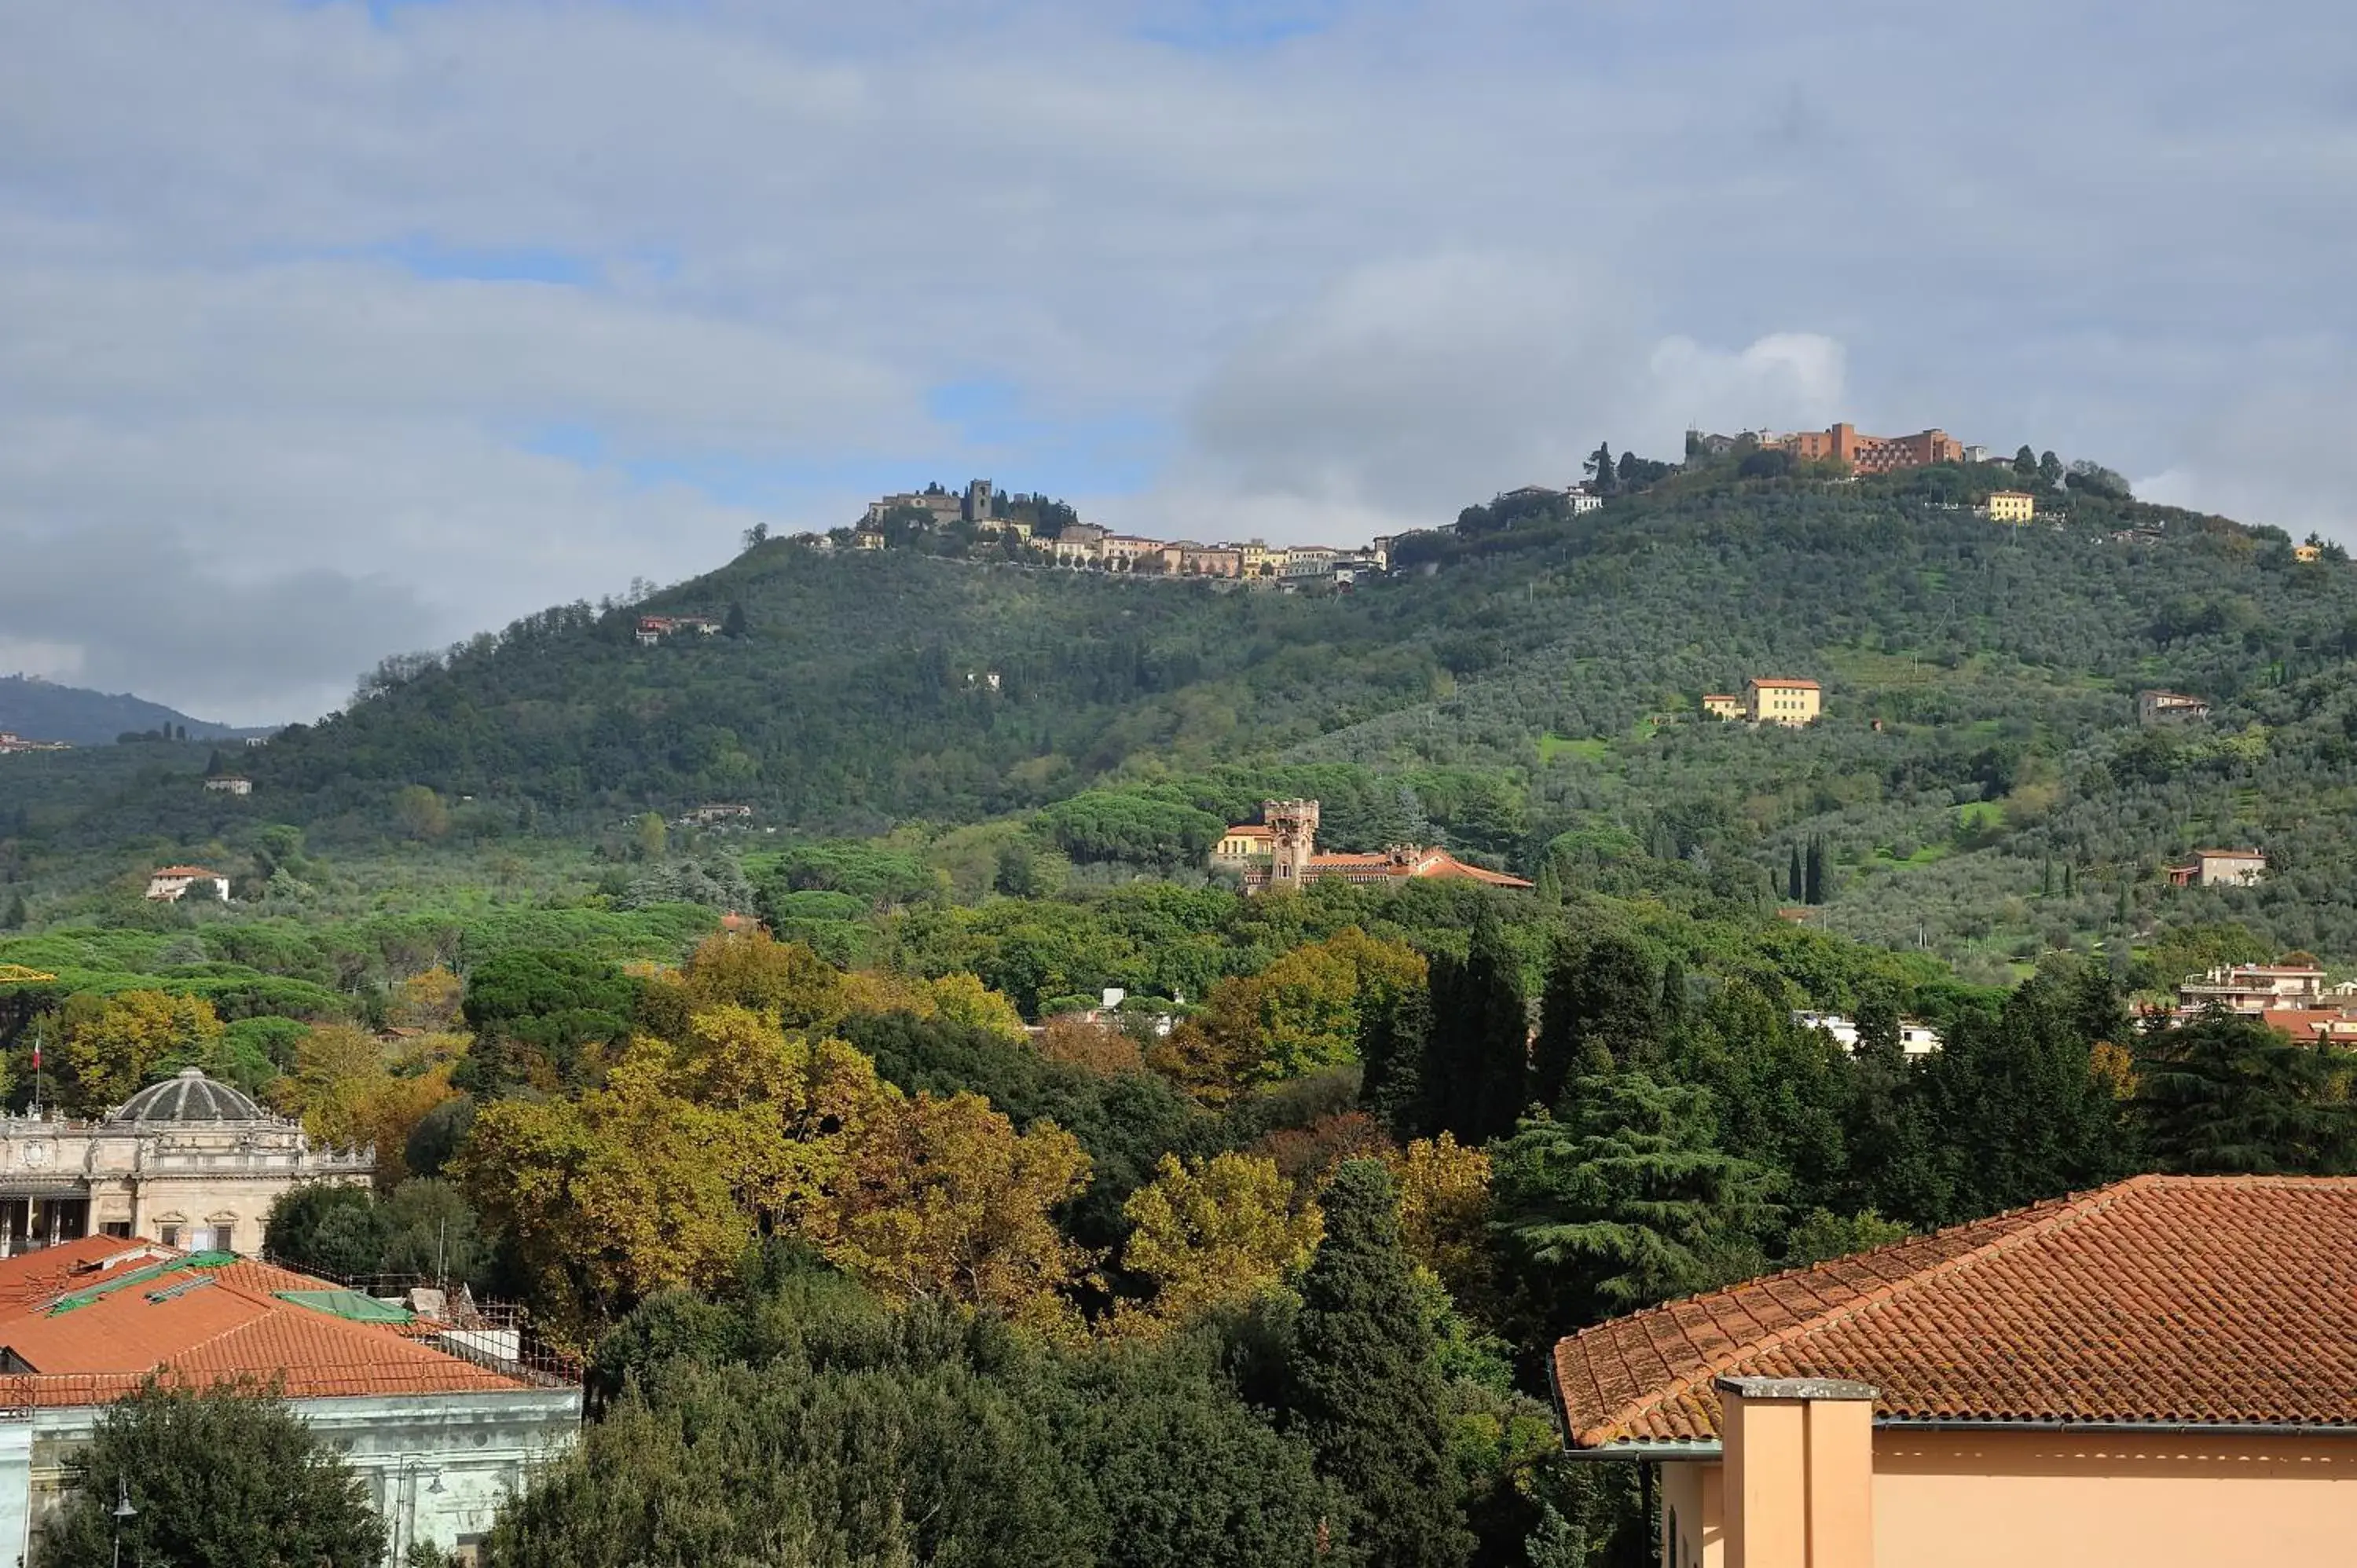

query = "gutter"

[{"left": 1563, "top": 1417, "right": 2357, "bottom": 1461}]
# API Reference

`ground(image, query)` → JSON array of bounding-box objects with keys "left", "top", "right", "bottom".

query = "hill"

[
  {"left": 12, "top": 461, "right": 2357, "bottom": 974},
  {"left": 0, "top": 674, "right": 252, "bottom": 747}
]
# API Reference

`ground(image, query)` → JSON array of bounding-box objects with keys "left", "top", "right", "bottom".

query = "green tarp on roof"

[
  {"left": 273, "top": 1289, "right": 415, "bottom": 1324},
  {"left": 46, "top": 1251, "right": 235, "bottom": 1316}
]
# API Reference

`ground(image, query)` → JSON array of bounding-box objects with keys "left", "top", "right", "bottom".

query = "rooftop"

[
  {"left": 1747, "top": 677, "right": 1821, "bottom": 690},
  {"left": 0, "top": 1238, "right": 553, "bottom": 1405},
  {"left": 1552, "top": 1174, "right": 2357, "bottom": 1449}
]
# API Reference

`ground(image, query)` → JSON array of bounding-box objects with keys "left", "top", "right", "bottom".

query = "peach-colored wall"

[
  {"left": 1662, "top": 1462, "right": 1721, "bottom": 1568},
  {"left": 1873, "top": 1431, "right": 2357, "bottom": 1568}
]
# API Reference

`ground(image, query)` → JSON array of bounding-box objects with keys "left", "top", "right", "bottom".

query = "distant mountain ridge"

[{"left": 0, "top": 675, "right": 256, "bottom": 746}]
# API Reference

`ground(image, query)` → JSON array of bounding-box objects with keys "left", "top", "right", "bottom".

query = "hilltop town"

[{"left": 780, "top": 421, "right": 2176, "bottom": 592}]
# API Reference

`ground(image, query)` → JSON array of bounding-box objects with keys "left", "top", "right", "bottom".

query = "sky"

[{"left": 2, "top": 0, "right": 2353, "bottom": 724}]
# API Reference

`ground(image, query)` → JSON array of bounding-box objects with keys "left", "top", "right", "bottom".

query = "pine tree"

[
  {"left": 1420, "top": 915, "right": 1530, "bottom": 1145},
  {"left": 2013, "top": 445, "right": 2038, "bottom": 476},
  {"left": 2135, "top": 1014, "right": 2357, "bottom": 1174},
  {"left": 722, "top": 601, "right": 750, "bottom": 639},
  {"left": 1490, "top": 1073, "right": 1777, "bottom": 1334},
  {"left": 1286, "top": 1160, "right": 1473, "bottom": 1568},
  {"left": 1532, "top": 932, "right": 1662, "bottom": 1109},
  {"left": 2038, "top": 450, "right": 2064, "bottom": 486}
]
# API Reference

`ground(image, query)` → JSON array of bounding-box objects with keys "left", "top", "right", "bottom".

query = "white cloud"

[{"left": 1, "top": 0, "right": 2353, "bottom": 716}]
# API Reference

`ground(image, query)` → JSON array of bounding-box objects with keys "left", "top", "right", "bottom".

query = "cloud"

[
  {"left": 1175, "top": 252, "right": 1846, "bottom": 529},
  {"left": 1, "top": 0, "right": 2354, "bottom": 718}
]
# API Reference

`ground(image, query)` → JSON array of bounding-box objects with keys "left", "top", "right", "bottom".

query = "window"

[
  {"left": 158, "top": 1225, "right": 181, "bottom": 1247},
  {"left": 101, "top": 1222, "right": 131, "bottom": 1240}
]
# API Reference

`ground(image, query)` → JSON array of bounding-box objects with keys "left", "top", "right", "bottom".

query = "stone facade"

[{"left": 0, "top": 1069, "right": 372, "bottom": 1258}]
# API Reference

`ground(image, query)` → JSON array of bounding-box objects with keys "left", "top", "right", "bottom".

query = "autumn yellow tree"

[
  {"left": 1387, "top": 1134, "right": 1496, "bottom": 1304},
  {"left": 275, "top": 1024, "right": 462, "bottom": 1185},
  {"left": 1038, "top": 1014, "right": 1144, "bottom": 1076},
  {"left": 820, "top": 1088, "right": 1096, "bottom": 1337},
  {"left": 57, "top": 990, "right": 224, "bottom": 1113},
  {"left": 923, "top": 973, "right": 1028, "bottom": 1043},
  {"left": 1156, "top": 929, "right": 1426, "bottom": 1100},
  {"left": 675, "top": 931, "right": 847, "bottom": 1030},
  {"left": 387, "top": 967, "right": 465, "bottom": 1032},
  {"left": 453, "top": 1009, "right": 896, "bottom": 1338},
  {"left": 1113, "top": 1151, "right": 1322, "bottom": 1335}
]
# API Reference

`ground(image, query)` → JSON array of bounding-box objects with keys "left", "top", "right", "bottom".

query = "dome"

[{"left": 110, "top": 1068, "right": 267, "bottom": 1124}]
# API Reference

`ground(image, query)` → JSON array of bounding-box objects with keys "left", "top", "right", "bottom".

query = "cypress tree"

[
  {"left": 1358, "top": 977, "right": 1435, "bottom": 1141},
  {"left": 1532, "top": 932, "right": 1662, "bottom": 1110},
  {"left": 1803, "top": 836, "right": 1826, "bottom": 905},
  {"left": 0, "top": 891, "right": 25, "bottom": 932},
  {"left": 1421, "top": 915, "right": 1530, "bottom": 1145},
  {"left": 1286, "top": 1160, "right": 1472, "bottom": 1568},
  {"left": 1787, "top": 845, "right": 1804, "bottom": 903}
]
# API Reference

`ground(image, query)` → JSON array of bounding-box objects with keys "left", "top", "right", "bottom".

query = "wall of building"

[
  {"left": 1871, "top": 1429, "right": 2357, "bottom": 1568},
  {"left": 8, "top": 1387, "right": 580, "bottom": 1566}
]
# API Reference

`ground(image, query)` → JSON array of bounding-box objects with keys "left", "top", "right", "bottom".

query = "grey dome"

[{"left": 111, "top": 1068, "right": 266, "bottom": 1123}]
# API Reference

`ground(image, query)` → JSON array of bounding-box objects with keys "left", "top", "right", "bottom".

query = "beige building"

[
  {"left": 1553, "top": 1175, "right": 2357, "bottom": 1568},
  {"left": 0, "top": 1069, "right": 372, "bottom": 1258},
  {"left": 1747, "top": 677, "right": 1822, "bottom": 726},
  {"left": 1702, "top": 694, "right": 1747, "bottom": 720},
  {"left": 2167, "top": 847, "right": 2267, "bottom": 888},
  {"left": 2137, "top": 688, "right": 2211, "bottom": 724},
  {"left": 1985, "top": 490, "right": 2036, "bottom": 524},
  {"left": 143, "top": 866, "right": 229, "bottom": 902}
]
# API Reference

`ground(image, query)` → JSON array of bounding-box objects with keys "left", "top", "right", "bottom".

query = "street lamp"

[{"left": 110, "top": 1478, "right": 137, "bottom": 1568}]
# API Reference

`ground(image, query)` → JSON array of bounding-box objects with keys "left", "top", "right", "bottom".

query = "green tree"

[
  {"left": 262, "top": 1182, "right": 382, "bottom": 1274},
  {"left": 1357, "top": 976, "right": 1431, "bottom": 1141},
  {"left": 1420, "top": 916, "right": 1529, "bottom": 1145},
  {"left": 391, "top": 783, "right": 449, "bottom": 841},
  {"left": 1803, "top": 834, "right": 1826, "bottom": 906},
  {"left": 1786, "top": 845, "right": 1803, "bottom": 904},
  {"left": 2013, "top": 445, "right": 2038, "bottom": 477},
  {"left": 2135, "top": 1014, "right": 2357, "bottom": 1174},
  {"left": 1533, "top": 931, "right": 1662, "bottom": 1107},
  {"left": 0, "top": 889, "right": 25, "bottom": 930},
  {"left": 1490, "top": 1073, "right": 1777, "bottom": 1334},
  {"left": 1285, "top": 1160, "right": 1472, "bottom": 1568},
  {"left": 1583, "top": 442, "right": 1617, "bottom": 497},
  {"left": 2037, "top": 450, "right": 2063, "bottom": 486},
  {"left": 42, "top": 1380, "right": 383, "bottom": 1567},
  {"left": 722, "top": 599, "right": 750, "bottom": 637}
]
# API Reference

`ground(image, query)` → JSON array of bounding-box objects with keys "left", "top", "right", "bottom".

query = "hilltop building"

[
  {"left": 634, "top": 615, "right": 721, "bottom": 645},
  {"left": 2177, "top": 962, "right": 2326, "bottom": 1013},
  {"left": 1747, "top": 677, "right": 1822, "bottom": 727},
  {"left": 143, "top": 866, "right": 228, "bottom": 903},
  {"left": 1763, "top": 423, "right": 1966, "bottom": 475},
  {"left": 1985, "top": 490, "right": 2036, "bottom": 524},
  {"left": 0, "top": 1235, "right": 579, "bottom": 1563},
  {"left": 2166, "top": 848, "right": 2266, "bottom": 888},
  {"left": 1215, "top": 800, "right": 1532, "bottom": 892},
  {"left": 202, "top": 775, "right": 252, "bottom": 796},
  {"left": 1550, "top": 1175, "right": 2357, "bottom": 1568},
  {"left": 2137, "top": 689, "right": 2211, "bottom": 724},
  {"left": 0, "top": 735, "right": 71, "bottom": 757},
  {"left": 0, "top": 1068, "right": 370, "bottom": 1257},
  {"left": 1701, "top": 694, "right": 1747, "bottom": 720}
]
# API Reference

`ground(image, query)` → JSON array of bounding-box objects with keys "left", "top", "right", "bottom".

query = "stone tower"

[
  {"left": 963, "top": 478, "right": 995, "bottom": 523},
  {"left": 1263, "top": 798, "right": 1319, "bottom": 886}
]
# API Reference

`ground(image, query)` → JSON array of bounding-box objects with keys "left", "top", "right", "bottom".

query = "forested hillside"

[
  {"left": 0, "top": 674, "right": 247, "bottom": 746},
  {"left": 12, "top": 465, "right": 2357, "bottom": 974}
]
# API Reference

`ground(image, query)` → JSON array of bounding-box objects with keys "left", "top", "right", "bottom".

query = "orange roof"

[
  {"left": 1553, "top": 1175, "right": 2357, "bottom": 1448},
  {"left": 2254, "top": 1009, "right": 2357, "bottom": 1042},
  {"left": 1223, "top": 824, "right": 1275, "bottom": 838},
  {"left": 1747, "top": 677, "right": 1820, "bottom": 690},
  {"left": 0, "top": 1247, "right": 536, "bottom": 1404},
  {"left": 150, "top": 866, "right": 221, "bottom": 878},
  {"left": 1304, "top": 849, "right": 1534, "bottom": 889}
]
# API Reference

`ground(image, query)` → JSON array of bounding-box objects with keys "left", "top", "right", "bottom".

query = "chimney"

[{"left": 1715, "top": 1376, "right": 1877, "bottom": 1568}]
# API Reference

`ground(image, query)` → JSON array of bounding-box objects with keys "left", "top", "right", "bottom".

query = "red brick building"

[{"left": 1772, "top": 423, "right": 1965, "bottom": 475}]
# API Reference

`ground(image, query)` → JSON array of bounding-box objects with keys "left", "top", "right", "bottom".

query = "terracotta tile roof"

[
  {"left": 1552, "top": 1175, "right": 2357, "bottom": 1448},
  {"left": 0, "top": 1248, "right": 533, "bottom": 1403},
  {"left": 1747, "top": 677, "right": 1820, "bottom": 690}
]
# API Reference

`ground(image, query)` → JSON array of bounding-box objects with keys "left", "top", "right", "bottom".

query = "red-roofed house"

[
  {"left": 142, "top": 866, "right": 228, "bottom": 902},
  {"left": 1551, "top": 1175, "right": 2357, "bottom": 1568},
  {"left": 1215, "top": 800, "right": 1534, "bottom": 892},
  {"left": 0, "top": 1238, "right": 578, "bottom": 1563}
]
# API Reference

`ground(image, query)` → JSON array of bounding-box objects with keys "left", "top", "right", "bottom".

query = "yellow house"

[
  {"left": 1987, "top": 490, "right": 2036, "bottom": 524},
  {"left": 1702, "top": 694, "right": 1747, "bottom": 720},
  {"left": 1552, "top": 1175, "right": 2357, "bottom": 1568},
  {"left": 1747, "top": 677, "right": 1821, "bottom": 726}
]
